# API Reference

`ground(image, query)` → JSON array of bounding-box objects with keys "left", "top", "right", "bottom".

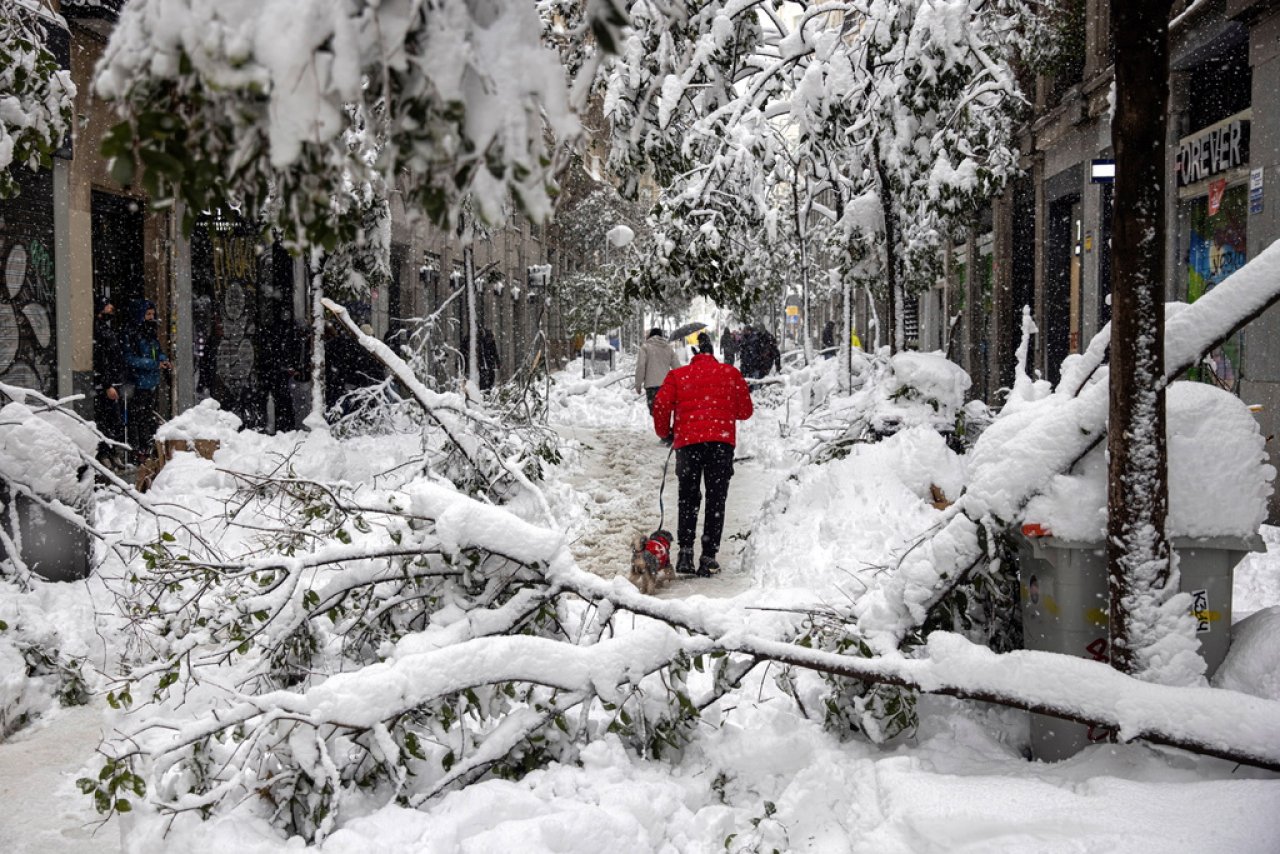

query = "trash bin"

[
  {"left": 1017, "top": 533, "right": 1260, "bottom": 761},
  {"left": 580, "top": 344, "right": 615, "bottom": 377},
  {"left": 0, "top": 480, "right": 90, "bottom": 582}
]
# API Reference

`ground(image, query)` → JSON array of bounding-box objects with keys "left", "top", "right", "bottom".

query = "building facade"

[{"left": 948, "top": 0, "right": 1280, "bottom": 520}]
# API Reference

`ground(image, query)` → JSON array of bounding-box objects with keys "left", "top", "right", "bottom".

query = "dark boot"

[
  {"left": 675, "top": 549, "right": 695, "bottom": 575},
  {"left": 696, "top": 555, "right": 719, "bottom": 577}
]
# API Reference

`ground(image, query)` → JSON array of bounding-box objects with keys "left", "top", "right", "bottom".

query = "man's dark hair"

[
  {"left": 649, "top": 327, "right": 664, "bottom": 338},
  {"left": 696, "top": 332, "right": 714, "bottom": 354}
]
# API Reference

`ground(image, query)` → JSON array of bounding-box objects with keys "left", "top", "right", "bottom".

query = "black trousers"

[
  {"left": 675, "top": 441, "right": 734, "bottom": 557},
  {"left": 93, "top": 388, "right": 125, "bottom": 444},
  {"left": 130, "top": 387, "right": 160, "bottom": 457},
  {"left": 645, "top": 386, "right": 660, "bottom": 414}
]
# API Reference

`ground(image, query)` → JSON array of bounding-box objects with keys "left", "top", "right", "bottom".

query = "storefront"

[{"left": 1175, "top": 112, "right": 1251, "bottom": 390}]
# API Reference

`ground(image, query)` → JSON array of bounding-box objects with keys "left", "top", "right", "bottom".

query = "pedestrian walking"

[
  {"left": 635, "top": 327, "right": 678, "bottom": 423},
  {"left": 124, "top": 299, "right": 171, "bottom": 461},
  {"left": 652, "top": 332, "right": 753, "bottom": 576},
  {"left": 92, "top": 297, "right": 127, "bottom": 466},
  {"left": 760, "top": 327, "right": 781, "bottom": 375},
  {"left": 721, "top": 327, "right": 739, "bottom": 367}
]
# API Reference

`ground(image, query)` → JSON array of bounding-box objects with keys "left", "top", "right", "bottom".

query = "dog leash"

[{"left": 656, "top": 443, "right": 675, "bottom": 532}]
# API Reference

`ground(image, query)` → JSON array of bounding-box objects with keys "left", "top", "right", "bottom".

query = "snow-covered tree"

[
  {"left": 604, "top": 1, "right": 1043, "bottom": 347},
  {"left": 94, "top": 0, "right": 623, "bottom": 247},
  {"left": 1105, "top": 0, "right": 1192, "bottom": 682},
  {"left": 0, "top": 0, "right": 75, "bottom": 199}
]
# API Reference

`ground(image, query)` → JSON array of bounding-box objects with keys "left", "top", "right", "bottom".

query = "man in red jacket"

[{"left": 653, "top": 333, "right": 753, "bottom": 576}]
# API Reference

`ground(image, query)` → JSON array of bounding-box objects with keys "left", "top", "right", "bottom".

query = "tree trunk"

[
  {"left": 308, "top": 250, "right": 327, "bottom": 430},
  {"left": 465, "top": 244, "right": 479, "bottom": 389},
  {"left": 874, "top": 145, "right": 899, "bottom": 356},
  {"left": 1107, "top": 0, "right": 1177, "bottom": 677}
]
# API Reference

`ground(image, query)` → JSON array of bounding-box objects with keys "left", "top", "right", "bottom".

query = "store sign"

[
  {"left": 1250, "top": 167, "right": 1264, "bottom": 214},
  {"left": 1176, "top": 118, "right": 1250, "bottom": 188}
]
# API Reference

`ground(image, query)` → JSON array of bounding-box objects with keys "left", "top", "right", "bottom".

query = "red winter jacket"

[{"left": 652, "top": 354, "right": 753, "bottom": 448}]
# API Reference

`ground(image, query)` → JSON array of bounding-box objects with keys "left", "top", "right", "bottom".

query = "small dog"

[{"left": 628, "top": 529, "right": 675, "bottom": 595}]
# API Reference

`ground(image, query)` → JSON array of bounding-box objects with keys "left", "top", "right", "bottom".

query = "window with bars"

[{"left": 903, "top": 294, "right": 920, "bottom": 348}]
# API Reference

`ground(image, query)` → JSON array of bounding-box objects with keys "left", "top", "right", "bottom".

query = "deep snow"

[{"left": 2, "top": 356, "right": 1279, "bottom": 853}]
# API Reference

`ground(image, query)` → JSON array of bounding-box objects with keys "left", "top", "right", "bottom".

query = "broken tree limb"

[{"left": 850, "top": 237, "right": 1280, "bottom": 656}]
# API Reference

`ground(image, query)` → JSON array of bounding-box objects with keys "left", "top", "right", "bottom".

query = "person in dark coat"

[
  {"left": 760, "top": 328, "right": 781, "bottom": 375},
  {"left": 478, "top": 327, "right": 500, "bottom": 390},
  {"left": 821, "top": 320, "right": 837, "bottom": 358},
  {"left": 124, "top": 300, "right": 170, "bottom": 460},
  {"left": 739, "top": 326, "right": 766, "bottom": 379},
  {"left": 721, "top": 327, "right": 739, "bottom": 367},
  {"left": 93, "top": 297, "right": 127, "bottom": 464},
  {"left": 652, "top": 333, "right": 753, "bottom": 577}
]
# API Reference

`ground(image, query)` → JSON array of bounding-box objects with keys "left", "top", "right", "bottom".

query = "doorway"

[{"left": 91, "top": 191, "right": 144, "bottom": 317}]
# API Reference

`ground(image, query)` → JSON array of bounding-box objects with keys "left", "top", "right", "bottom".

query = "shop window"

[{"left": 1186, "top": 185, "right": 1247, "bottom": 390}]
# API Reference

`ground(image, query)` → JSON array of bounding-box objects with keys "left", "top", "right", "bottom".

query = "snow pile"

[
  {"left": 889, "top": 351, "right": 972, "bottom": 414},
  {"left": 1214, "top": 606, "right": 1280, "bottom": 701},
  {"left": 0, "top": 583, "right": 91, "bottom": 740},
  {"left": 1022, "top": 382, "right": 1275, "bottom": 541},
  {"left": 154, "top": 397, "right": 244, "bottom": 444},
  {"left": 751, "top": 426, "right": 964, "bottom": 593},
  {"left": 0, "top": 400, "right": 96, "bottom": 506},
  {"left": 849, "top": 350, "right": 973, "bottom": 436}
]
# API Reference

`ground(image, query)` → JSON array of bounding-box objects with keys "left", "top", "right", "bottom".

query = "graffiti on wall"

[
  {"left": 192, "top": 216, "right": 267, "bottom": 426},
  {"left": 1187, "top": 184, "right": 1246, "bottom": 390},
  {"left": 209, "top": 228, "right": 257, "bottom": 395},
  {"left": 0, "top": 168, "right": 57, "bottom": 396}
]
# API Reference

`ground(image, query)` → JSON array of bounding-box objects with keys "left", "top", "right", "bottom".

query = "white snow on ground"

[
  {"left": 2, "top": 354, "right": 1280, "bottom": 853},
  {"left": 0, "top": 705, "right": 120, "bottom": 854},
  {"left": 551, "top": 364, "right": 786, "bottom": 598}
]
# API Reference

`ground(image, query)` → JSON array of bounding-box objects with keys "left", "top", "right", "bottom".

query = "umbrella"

[{"left": 668, "top": 321, "right": 708, "bottom": 342}]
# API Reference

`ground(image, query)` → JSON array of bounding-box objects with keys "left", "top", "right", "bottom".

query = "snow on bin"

[
  {"left": 0, "top": 398, "right": 97, "bottom": 582},
  {"left": 1016, "top": 381, "right": 1273, "bottom": 761},
  {"left": 580, "top": 335, "right": 616, "bottom": 378},
  {"left": 140, "top": 399, "right": 241, "bottom": 490}
]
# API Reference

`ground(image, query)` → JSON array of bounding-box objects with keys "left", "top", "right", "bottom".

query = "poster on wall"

[
  {"left": 1187, "top": 183, "right": 1247, "bottom": 390},
  {"left": 0, "top": 167, "right": 57, "bottom": 397}
]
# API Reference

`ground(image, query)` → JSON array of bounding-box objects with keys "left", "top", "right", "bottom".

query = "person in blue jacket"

[{"left": 125, "top": 300, "right": 171, "bottom": 460}]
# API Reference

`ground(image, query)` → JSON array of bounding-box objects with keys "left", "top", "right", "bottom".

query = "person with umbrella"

[{"left": 652, "top": 332, "right": 753, "bottom": 576}]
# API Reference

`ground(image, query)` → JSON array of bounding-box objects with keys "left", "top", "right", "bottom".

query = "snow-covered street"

[
  {"left": 2, "top": 356, "right": 1280, "bottom": 853},
  {"left": 557, "top": 422, "right": 780, "bottom": 600},
  {"left": 8, "top": 0, "right": 1280, "bottom": 850},
  {"left": 0, "top": 705, "right": 119, "bottom": 854}
]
